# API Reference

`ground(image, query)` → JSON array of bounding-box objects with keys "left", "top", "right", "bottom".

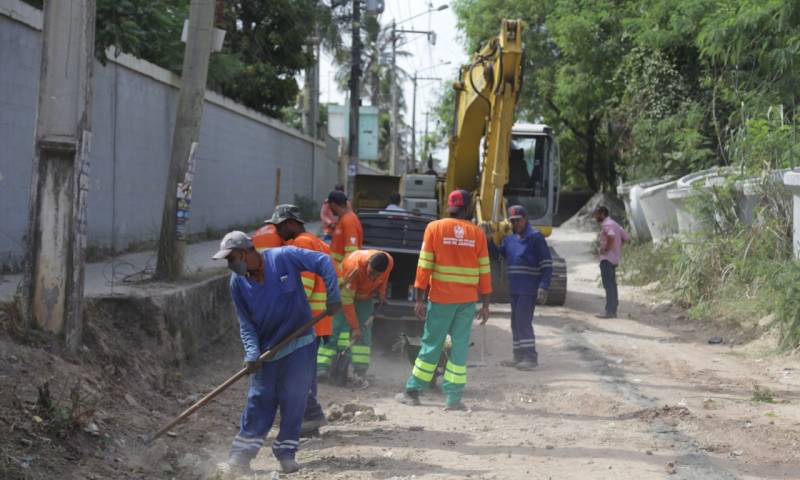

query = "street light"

[
  {"left": 411, "top": 61, "right": 450, "bottom": 172},
  {"left": 394, "top": 4, "right": 448, "bottom": 27}
]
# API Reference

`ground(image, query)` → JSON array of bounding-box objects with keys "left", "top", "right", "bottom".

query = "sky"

[{"left": 316, "top": 0, "right": 468, "bottom": 163}]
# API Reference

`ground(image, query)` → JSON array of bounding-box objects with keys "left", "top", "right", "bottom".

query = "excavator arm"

[
  {"left": 441, "top": 19, "right": 568, "bottom": 307},
  {"left": 443, "top": 19, "right": 524, "bottom": 224}
]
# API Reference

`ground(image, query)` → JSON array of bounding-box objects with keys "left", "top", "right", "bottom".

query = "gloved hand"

[
  {"left": 350, "top": 327, "right": 362, "bottom": 344},
  {"left": 480, "top": 223, "right": 493, "bottom": 239},
  {"left": 537, "top": 288, "right": 548, "bottom": 305},
  {"left": 326, "top": 301, "right": 342, "bottom": 316},
  {"left": 243, "top": 360, "right": 260, "bottom": 374}
]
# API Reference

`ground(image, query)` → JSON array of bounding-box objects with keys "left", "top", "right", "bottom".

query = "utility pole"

[
  {"left": 23, "top": 0, "right": 96, "bottom": 351},
  {"left": 304, "top": 24, "right": 321, "bottom": 139},
  {"left": 347, "top": 0, "right": 361, "bottom": 198},
  {"left": 389, "top": 22, "right": 397, "bottom": 175},
  {"left": 411, "top": 76, "right": 440, "bottom": 173},
  {"left": 411, "top": 73, "right": 416, "bottom": 172},
  {"left": 311, "top": 24, "right": 321, "bottom": 139},
  {"left": 155, "top": 0, "right": 215, "bottom": 279}
]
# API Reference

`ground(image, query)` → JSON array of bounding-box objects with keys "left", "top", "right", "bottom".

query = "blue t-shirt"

[{"left": 229, "top": 245, "right": 341, "bottom": 362}]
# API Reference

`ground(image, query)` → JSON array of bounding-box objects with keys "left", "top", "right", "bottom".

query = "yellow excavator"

[{"left": 440, "top": 19, "right": 567, "bottom": 305}]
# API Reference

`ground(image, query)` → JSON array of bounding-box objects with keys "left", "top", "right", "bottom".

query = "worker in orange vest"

[
  {"left": 317, "top": 249, "right": 392, "bottom": 388},
  {"left": 266, "top": 204, "right": 342, "bottom": 436},
  {"left": 320, "top": 183, "right": 352, "bottom": 240},
  {"left": 327, "top": 190, "right": 362, "bottom": 269},
  {"left": 395, "top": 189, "right": 491, "bottom": 411},
  {"left": 252, "top": 223, "right": 283, "bottom": 252}
]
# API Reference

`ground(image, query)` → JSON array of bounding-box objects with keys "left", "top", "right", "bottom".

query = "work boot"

[
  {"left": 300, "top": 416, "right": 328, "bottom": 434},
  {"left": 595, "top": 312, "right": 616, "bottom": 319},
  {"left": 394, "top": 390, "right": 420, "bottom": 406},
  {"left": 516, "top": 360, "right": 539, "bottom": 371},
  {"left": 500, "top": 358, "right": 521, "bottom": 367},
  {"left": 352, "top": 371, "right": 370, "bottom": 389},
  {"left": 443, "top": 401, "right": 468, "bottom": 411},
  {"left": 226, "top": 454, "right": 251, "bottom": 473},
  {"left": 279, "top": 457, "right": 301, "bottom": 473}
]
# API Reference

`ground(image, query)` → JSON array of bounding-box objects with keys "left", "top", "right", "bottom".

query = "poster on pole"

[{"left": 175, "top": 142, "right": 198, "bottom": 240}]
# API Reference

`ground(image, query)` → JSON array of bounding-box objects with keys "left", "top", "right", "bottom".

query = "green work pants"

[
  {"left": 404, "top": 301, "right": 475, "bottom": 405},
  {"left": 317, "top": 299, "right": 373, "bottom": 374}
]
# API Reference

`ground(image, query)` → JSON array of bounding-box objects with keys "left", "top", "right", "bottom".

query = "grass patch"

[{"left": 751, "top": 384, "right": 774, "bottom": 404}]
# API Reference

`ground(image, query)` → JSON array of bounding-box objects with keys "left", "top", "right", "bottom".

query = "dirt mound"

[
  {"left": 560, "top": 192, "right": 626, "bottom": 231},
  {"left": 0, "top": 298, "right": 242, "bottom": 480}
]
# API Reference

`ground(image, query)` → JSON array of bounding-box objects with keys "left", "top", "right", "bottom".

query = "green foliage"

[
  {"left": 771, "top": 261, "right": 800, "bottom": 350},
  {"left": 751, "top": 384, "right": 775, "bottom": 404},
  {"left": 727, "top": 106, "right": 800, "bottom": 172},
  {"left": 95, "top": 0, "right": 187, "bottom": 68}
]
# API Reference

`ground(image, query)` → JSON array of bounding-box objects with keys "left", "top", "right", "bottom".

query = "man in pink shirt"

[{"left": 594, "top": 206, "right": 629, "bottom": 318}]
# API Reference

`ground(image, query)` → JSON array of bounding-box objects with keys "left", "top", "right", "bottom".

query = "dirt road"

[
  {"left": 187, "top": 226, "right": 797, "bottom": 479},
  {"left": 3, "top": 225, "right": 798, "bottom": 479}
]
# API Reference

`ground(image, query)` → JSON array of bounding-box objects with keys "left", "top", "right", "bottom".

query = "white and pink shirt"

[{"left": 598, "top": 217, "right": 628, "bottom": 266}]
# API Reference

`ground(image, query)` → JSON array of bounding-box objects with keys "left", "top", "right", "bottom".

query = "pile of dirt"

[
  {"left": 560, "top": 192, "right": 626, "bottom": 231},
  {"left": 0, "top": 298, "right": 242, "bottom": 480}
]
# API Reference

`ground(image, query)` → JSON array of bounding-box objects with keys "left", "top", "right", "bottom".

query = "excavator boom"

[{"left": 444, "top": 19, "right": 524, "bottom": 223}]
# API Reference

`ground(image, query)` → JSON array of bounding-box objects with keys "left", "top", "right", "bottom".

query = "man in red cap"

[{"left": 395, "top": 189, "right": 491, "bottom": 411}]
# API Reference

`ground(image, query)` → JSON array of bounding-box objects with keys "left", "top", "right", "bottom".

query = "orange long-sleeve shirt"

[
  {"left": 290, "top": 232, "right": 339, "bottom": 336},
  {"left": 415, "top": 218, "right": 492, "bottom": 303},
  {"left": 252, "top": 224, "right": 284, "bottom": 252},
  {"left": 340, "top": 249, "right": 394, "bottom": 329},
  {"left": 320, "top": 199, "right": 352, "bottom": 236},
  {"left": 330, "top": 211, "right": 363, "bottom": 268}
]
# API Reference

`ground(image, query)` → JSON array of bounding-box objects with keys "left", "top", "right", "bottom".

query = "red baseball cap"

[
  {"left": 447, "top": 189, "right": 471, "bottom": 214},
  {"left": 508, "top": 205, "right": 527, "bottom": 220}
]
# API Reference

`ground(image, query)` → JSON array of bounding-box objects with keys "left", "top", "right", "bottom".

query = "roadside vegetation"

[{"left": 622, "top": 173, "right": 800, "bottom": 352}]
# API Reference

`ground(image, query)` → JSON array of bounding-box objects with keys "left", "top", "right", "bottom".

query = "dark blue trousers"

[
  {"left": 510, "top": 294, "right": 538, "bottom": 362},
  {"left": 600, "top": 260, "right": 618, "bottom": 315},
  {"left": 229, "top": 341, "right": 314, "bottom": 462},
  {"left": 304, "top": 337, "right": 325, "bottom": 421}
]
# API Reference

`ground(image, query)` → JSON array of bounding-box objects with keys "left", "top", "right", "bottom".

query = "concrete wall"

[{"left": 0, "top": 0, "right": 338, "bottom": 272}]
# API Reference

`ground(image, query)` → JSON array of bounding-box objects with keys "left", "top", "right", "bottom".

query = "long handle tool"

[{"left": 142, "top": 310, "right": 328, "bottom": 444}]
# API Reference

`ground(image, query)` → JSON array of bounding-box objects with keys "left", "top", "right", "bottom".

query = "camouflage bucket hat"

[{"left": 264, "top": 204, "right": 306, "bottom": 225}]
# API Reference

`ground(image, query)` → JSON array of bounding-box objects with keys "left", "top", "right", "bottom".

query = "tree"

[{"left": 452, "top": 0, "right": 631, "bottom": 191}]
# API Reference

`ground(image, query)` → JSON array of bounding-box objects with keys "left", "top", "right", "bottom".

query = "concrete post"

[
  {"left": 23, "top": 0, "right": 96, "bottom": 352},
  {"left": 783, "top": 170, "right": 800, "bottom": 258},
  {"left": 155, "top": 0, "right": 215, "bottom": 279}
]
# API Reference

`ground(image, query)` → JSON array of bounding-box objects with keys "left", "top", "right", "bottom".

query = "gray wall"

[{"left": 0, "top": 0, "right": 337, "bottom": 272}]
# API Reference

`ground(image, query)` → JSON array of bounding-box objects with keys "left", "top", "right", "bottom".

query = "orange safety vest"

[
  {"left": 340, "top": 249, "right": 393, "bottom": 329},
  {"left": 252, "top": 224, "right": 283, "bottom": 252},
  {"left": 290, "top": 232, "right": 339, "bottom": 336},
  {"left": 415, "top": 218, "right": 492, "bottom": 303},
  {"left": 330, "top": 211, "right": 363, "bottom": 268}
]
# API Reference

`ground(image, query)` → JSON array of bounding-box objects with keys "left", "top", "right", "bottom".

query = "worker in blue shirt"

[
  {"left": 487, "top": 206, "right": 553, "bottom": 371},
  {"left": 212, "top": 231, "right": 341, "bottom": 474}
]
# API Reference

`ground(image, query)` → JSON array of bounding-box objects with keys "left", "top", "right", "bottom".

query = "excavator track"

[
  {"left": 546, "top": 247, "right": 567, "bottom": 306},
  {"left": 489, "top": 246, "right": 567, "bottom": 306}
]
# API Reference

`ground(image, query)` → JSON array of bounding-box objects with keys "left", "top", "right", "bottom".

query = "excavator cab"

[{"left": 503, "top": 124, "right": 559, "bottom": 237}]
